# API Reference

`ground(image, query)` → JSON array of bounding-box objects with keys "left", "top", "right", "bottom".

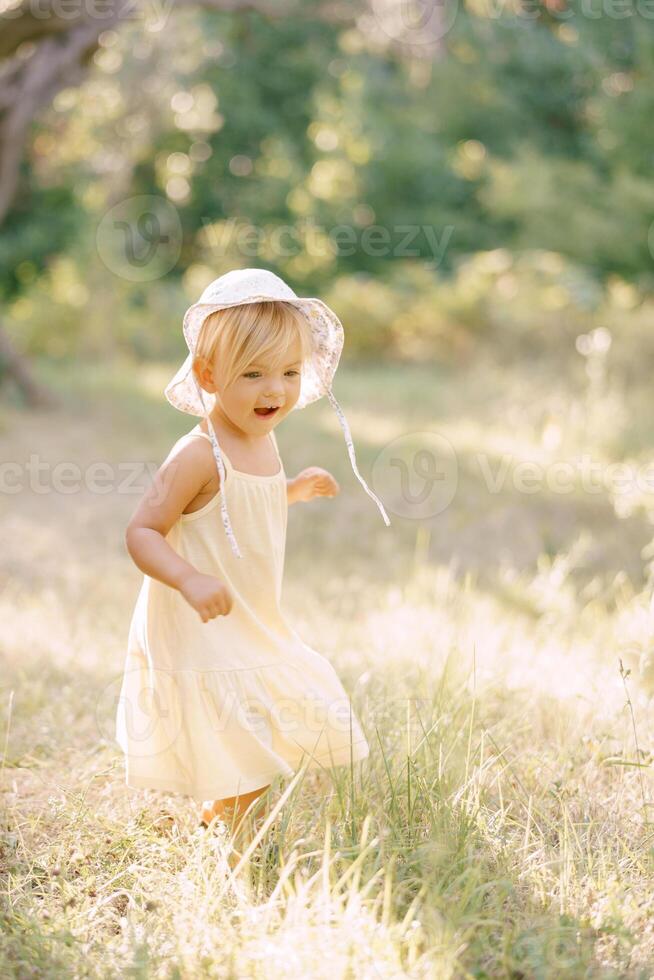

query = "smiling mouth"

[{"left": 254, "top": 406, "right": 280, "bottom": 417}]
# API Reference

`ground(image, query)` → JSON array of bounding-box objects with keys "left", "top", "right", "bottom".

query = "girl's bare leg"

[{"left": 200, "top": 784, "right": 271, "bottom": 854}]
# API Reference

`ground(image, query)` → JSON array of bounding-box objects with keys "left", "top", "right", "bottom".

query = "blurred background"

[{"left": 3, "top": 1, "right": 654, "bottom": 975}]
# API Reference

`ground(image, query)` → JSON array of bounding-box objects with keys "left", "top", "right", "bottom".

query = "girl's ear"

[{"left": 192, "top": 356, "right": 216, "bottom": 393}]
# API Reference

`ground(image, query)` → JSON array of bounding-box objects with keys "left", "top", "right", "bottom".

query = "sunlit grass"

[{"left": 2, "top": 349, "right": 654, "bottom": 976}]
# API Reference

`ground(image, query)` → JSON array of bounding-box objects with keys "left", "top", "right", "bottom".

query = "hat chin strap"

[
  {"left": 192, "top": 376, "right": 244, "bottom": 559},
  {"left": 189, "top": 377, "right": 390, "bottom": 556},
  {"left": 325, "top": 387, "right": 391, "bottom": 527}
]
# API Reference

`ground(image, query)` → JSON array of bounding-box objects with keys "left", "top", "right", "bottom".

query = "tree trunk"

[{"left": 0, "top": 325, "right": 57, "bottom": 408}]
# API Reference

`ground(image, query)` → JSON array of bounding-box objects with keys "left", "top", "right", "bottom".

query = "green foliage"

[
  {"left": 0, "top": 177, "right": 83, "bottom": 304},
  {"left": 4, "top": 3, "right": 654, "bottom": 362}
]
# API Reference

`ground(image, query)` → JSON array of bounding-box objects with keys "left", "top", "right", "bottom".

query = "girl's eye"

[{"left": 243, "top": 370, "right": 300, "bottom": 379}]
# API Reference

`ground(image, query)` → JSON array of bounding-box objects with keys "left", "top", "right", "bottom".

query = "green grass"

[{"left": 2, "top": 348, "right": 654, "bottom": 977}]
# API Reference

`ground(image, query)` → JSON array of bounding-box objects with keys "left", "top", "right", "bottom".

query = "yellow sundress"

[{"left": 114, "top": 426, "right": 369, "bottom": 802}]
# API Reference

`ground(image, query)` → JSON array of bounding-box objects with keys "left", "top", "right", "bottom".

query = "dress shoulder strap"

[
  {"left": 185, "top": 428, "right": 233, "bottom": 469},
  {"left": 186, "top": 429, "right": 212, "bottom": 443},
  {"left": 185, "top": 426, "right": 281, "bottom": 472}
]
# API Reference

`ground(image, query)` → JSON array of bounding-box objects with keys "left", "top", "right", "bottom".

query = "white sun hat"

[{"left": 164, "top": 267, "right": 391, "bottom": 558}]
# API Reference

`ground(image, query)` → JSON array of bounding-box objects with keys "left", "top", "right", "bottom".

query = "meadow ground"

[{"left": 2, "top": 349, "right": 654, "bottom": 978}]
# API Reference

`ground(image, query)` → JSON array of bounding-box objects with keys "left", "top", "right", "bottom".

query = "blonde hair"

[{"left": 193, "top": 300, "right": 313, "bottom": 391}]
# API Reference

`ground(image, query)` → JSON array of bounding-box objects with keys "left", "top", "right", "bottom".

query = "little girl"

[{"left": 115, "top": 267, "right": 390, "bottom": 850}]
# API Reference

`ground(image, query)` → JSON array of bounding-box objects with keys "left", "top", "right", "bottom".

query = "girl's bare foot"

[
  {"left": 199, "top": 799, "right": 220, "bottom": 827},
  {"left": 198, "top": 804, "right": 244, "bottom": 871},
  {"left": 198, "top": 785, "right": 273, "bottom": 873}
]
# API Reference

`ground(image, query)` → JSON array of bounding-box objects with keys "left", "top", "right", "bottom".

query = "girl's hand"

[
  {"left": 292, "top": 467, "right": 340, "bottom": 503},
  {"left": 179, "top": 571, "right": 233, "bottom": 622}
]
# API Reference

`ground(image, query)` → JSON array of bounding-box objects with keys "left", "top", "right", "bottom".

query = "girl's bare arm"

[
  {"left": 125, "top": 438, "right": 233, "bottom": 621},
  {"left": 125, "top": 438, "right": 215, "bottom": 590}
]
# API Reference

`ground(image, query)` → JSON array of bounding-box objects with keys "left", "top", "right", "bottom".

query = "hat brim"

[
  {"left": 164, "top": 352, "right": 215, "bottom": 417},
  {"left": 165, "top": 296, "right": 343, "bottom": 415}
]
